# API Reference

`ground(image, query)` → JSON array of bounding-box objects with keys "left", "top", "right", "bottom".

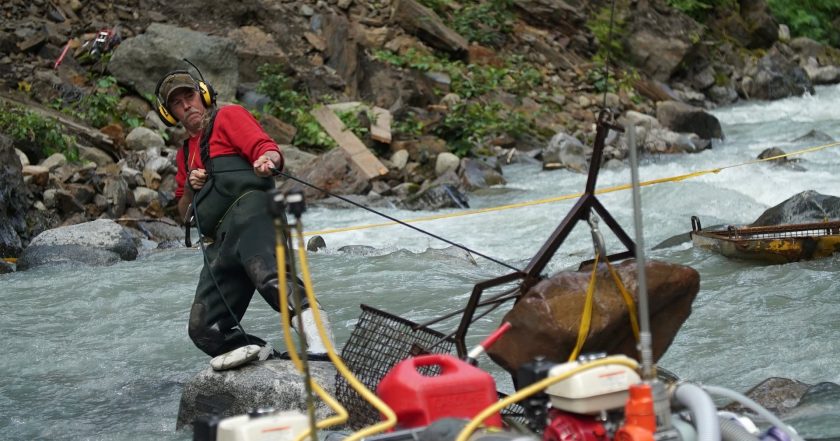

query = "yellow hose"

[
  {"left": 293, "top": 224, "right": 398, "bottom": 441},
  {"left": 455, "top": 356, "right": 640, "bottom": 441},
  {"left": 275, "top": 232, "right": 349, "bottom": 441}
]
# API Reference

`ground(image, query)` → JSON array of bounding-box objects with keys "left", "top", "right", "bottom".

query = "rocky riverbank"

[{"left": 1, "top": 0, "right": 839, "bottom": 272}]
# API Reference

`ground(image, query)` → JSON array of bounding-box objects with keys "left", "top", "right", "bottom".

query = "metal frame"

[{"left": 452, "top": 111, "right": 637, "bottom": 357}]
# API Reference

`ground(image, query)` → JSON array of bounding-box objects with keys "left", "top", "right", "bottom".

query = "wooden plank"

[
  {"left": 370, "top": 106, "right": 392, "bottom": 144},
  {"left": 310, "top": 106, "right": 387, "bottom": 180},
  {"left": 326, "top": 102, "right": 392, "bottom": 144}
]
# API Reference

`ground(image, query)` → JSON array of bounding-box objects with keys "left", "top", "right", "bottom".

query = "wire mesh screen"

[{"left": 335, "top": 304, "right": 455, "bottom": 429}]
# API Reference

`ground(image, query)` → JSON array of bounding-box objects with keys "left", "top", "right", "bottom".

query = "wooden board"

[{"left": 311, "top": 106, "right": 387, "bottom": 180}]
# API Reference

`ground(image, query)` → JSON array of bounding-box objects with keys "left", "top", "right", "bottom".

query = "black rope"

[
  {"left": 601, "top": 0, "right": 618, "bottom": 110},
  {"left": 270, "top": 168, "right": 524, "bottom": 274}
]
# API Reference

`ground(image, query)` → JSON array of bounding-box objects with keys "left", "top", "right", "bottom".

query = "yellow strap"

[
  {"left": 2, "top": 257, "right": 16, "bottom": 264},
  {"left": 302, "top": 140, "right": 840, "bottom": 237},
  {"left": 569, "top": 253, "right": 600, "bottom": 361},
  {"left": 604, "top": 257, "right": 640, "bottom": 342}
]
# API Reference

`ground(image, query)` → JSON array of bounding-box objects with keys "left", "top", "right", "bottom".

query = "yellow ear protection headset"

[{"left": 154, "top": 59, "right": 217, "bottom": 127}]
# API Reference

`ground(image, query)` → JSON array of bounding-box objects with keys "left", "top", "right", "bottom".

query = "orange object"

[
  {"left": 614, "top": 383, "right": 655, "bottom": 441},
  {"left": 376, "top": 354, "right": 502, "bottom": 429}
]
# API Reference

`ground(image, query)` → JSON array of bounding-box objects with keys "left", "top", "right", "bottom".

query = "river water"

[{"left": 2, "top": 85, "right": 840, "bottom": 440}]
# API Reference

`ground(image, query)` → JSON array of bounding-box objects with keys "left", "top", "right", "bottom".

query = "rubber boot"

[{"left": 297, "top": 307, "right": 336, "bottom": 360}]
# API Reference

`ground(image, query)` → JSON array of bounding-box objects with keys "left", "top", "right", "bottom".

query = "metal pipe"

[{"left": 627, "top": 125, "right": 654, "bottom": 380}]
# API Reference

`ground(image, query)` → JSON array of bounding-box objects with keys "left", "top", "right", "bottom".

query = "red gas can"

[{"left": 376, "top": 354, "right": 503, "bottom": 429}]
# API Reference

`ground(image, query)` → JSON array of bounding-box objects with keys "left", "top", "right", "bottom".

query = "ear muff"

[
  {"left": 156, "top": 102, "right": 178, "bottom": 127},
  {"left": 197, "top": 81, "right": 216, "bottom": 108}
]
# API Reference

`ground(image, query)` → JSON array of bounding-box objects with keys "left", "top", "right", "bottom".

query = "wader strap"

[
  {"left": 182, "top": 139, "right": 192, "bottom": 247},
  {"left": 199, "top": 108, "right": 218, "bottom": 174}
]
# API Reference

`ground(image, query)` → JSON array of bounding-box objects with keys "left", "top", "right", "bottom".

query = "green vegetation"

[
  {"left": 0, "top": 103, "right": 78, "bottom": 161},
  {"left": 664, "top": 0, "right": 737, "bottom": 22},
  {"left": 257, "top": 64, "right": 377, "bottom": 150},
  {"left": 436, "top": 101, "right": 532, "bottom": 157},
  {"left": 586, "top": 3, "right": 628, "bottom": 64},
  {"left": 767, "top": 0, "right": 840, "bottom": 46},
  {"left": 373, "top": 48, "right": 540, "bottom": 156},
  {"left": 51, "top": 76, "right": 125, "bottom": 129},
  {"left": 418, "top": 0, "right": 515, "bottom": 47}
]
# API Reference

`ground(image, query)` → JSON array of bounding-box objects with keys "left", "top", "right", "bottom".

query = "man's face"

[{"left": 168, "top": 87, "right": 205, "bottom": 133}]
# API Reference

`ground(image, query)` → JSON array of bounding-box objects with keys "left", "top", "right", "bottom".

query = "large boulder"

[
  {"left": 624, "top": 3, "right": 702, "bottom": 82},
  {"left": 542, "top": 132, "right": 591, "bottom": 172},
  {"left": 739, "top": 0, "right": 779, "bottom": 49},
  {"left": 656, "top": 100, "right": 723, "bottom": 140},
  {"left": 458, "top": 158, "right": 506, "bottom": 191},
  {"left": 487, "top": 259, "right": 699, "bottom": 375},
  {"left": 727, "top": 377, "right": 840, "bottom": 421},
  {"left": 0, "top": 134, "right": 28, "bottom": 259},
  {"left": 17, "top": 219, "right": 138, "bottom": 270},
  {"left": 109, "top": 23, "right": 239, "bottom": 101},
  {"left": 750, "top": 190, "right": 840, "bottom": 226},
  {"left": 177, "top": 360, "right": 337, "bottom": 431},
  {"left": 740, "top": 46, "right": 813, "bottom": 100},
  {"left": 278, "top": 149, "right": 369, "bottom": 200}
]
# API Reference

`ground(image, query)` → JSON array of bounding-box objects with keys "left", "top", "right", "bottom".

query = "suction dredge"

[{"left": 193, "top": 113, "right": 803, "bottom": 441}]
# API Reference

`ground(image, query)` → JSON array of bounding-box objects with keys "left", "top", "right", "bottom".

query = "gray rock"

[
  {"left": 14, "top": 148, "right": 29, "bottom": 167},
  {"left": 176, "top": 360, "right": 338, "bottom": 430},
  {"left": 750, "top": 190, "right": 840, "bottom": 226},
  {"left": 727, "top": 377, "right": 810, "bottom": 416},
  {"left": 133, "top": 187, "right": 159, "bottom": 206},
  {"left": 18, "top": 219, "right": 137, "bottom": 270},
  {"left": 144, "top": 110, "right": 168, "bottom": 132},
  {"left": 78, "top": 146, "right": 114, "bottom": 167},
  {"left": 542, "top": 132, "right": 590, "bottom": 173},
  {"left": 109, "top": 23, "right": 238, "bottom": 102},
  {"left": 434, "top": 152, "right": 459, "bottom": 177},
  {"left": 39, "top": 152, "right": 67, "bottom": 171},
  {"left": 0, "top": 135, "right": 28, "bottom": 258},
  {"left": 307, "top": 235, "right": 326, "bottom": 252},
  {"left": 390, "top": 150, "right": 409, "bottom": 170},
  {"left": 458, "top": 158, "right": 506, "bottom": 191},
  {"left": 126, "top": 127, "right": 165, "bottom": 151},
  {"left": 656, "top": 100, "right": 723, "bottom": 140},
  {"left": 137, "top": 219, "right": 183, "bottom": 243}
]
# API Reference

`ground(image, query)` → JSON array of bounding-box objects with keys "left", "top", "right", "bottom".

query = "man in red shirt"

[{"left": 158, "top": 70, "right": 334, "bottom": 370}]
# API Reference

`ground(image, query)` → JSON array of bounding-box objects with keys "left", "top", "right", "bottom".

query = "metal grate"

[{"left": 335, "top": 304, "right": 455, "bottom": 429}]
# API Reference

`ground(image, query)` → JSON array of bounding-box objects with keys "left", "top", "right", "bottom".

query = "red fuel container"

[{"left": 376, "top": 354, "right": 503, "bottom": 429}]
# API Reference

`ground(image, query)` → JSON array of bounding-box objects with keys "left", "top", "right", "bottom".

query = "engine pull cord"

[
  {"left": 276, "top": 189, "right": 398, "bottom": 441},
  {"left": 271, "top": 190, "right": 348, "bottom": 441}
]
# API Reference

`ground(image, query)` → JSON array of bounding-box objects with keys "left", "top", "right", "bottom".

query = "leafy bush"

[
  {"left": 435, "top": 101, "right": 532, "bottom": 157},
  {"left": 451, "top": 0, "right": 515, "bottom": 47},
  {"left": 257, "top": 64, "right": 377, "bottom": 150},
  {"left": 664, "top": 0, "right": 737, "bottom": 22},
  {"left": 0, "top": 103, "right": 78, "bottom": 161},
  {"left": 418, "top": 0, "right": 514, "bottom": 46},
  {"left": 257, "top": 64, "right": 334, "bottom": 150},
  {"left": 586, "top": 3, "right": 628, "bottom": 64},
  {"left": 767, "top": 0, "right": 840, "bottom": 46},
  {"left": 374, "top": 49, "right": 541, "bottom": 155},
  {"left": 51, "top": 76, "right": 123, "bottom": 129}
]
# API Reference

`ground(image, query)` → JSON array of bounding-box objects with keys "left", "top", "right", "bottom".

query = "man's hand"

[
  {"left": 189, "top": 168, "right": 207, "bottom": 190},
  {"left": 253, "top": 150, "right": 281, "bottom": 177}
]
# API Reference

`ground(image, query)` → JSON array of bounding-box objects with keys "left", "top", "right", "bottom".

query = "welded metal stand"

[{"left": 451, "top": 111, "right": 637, "bottom": 357}]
